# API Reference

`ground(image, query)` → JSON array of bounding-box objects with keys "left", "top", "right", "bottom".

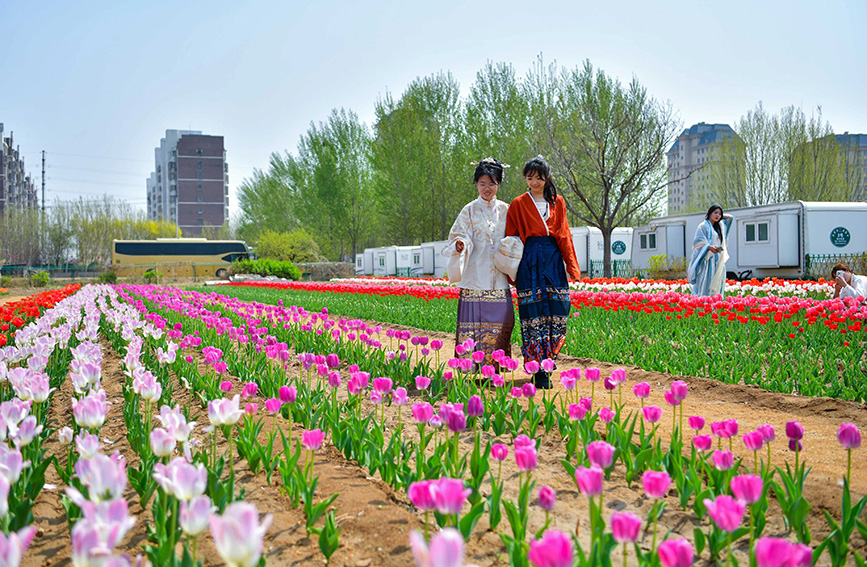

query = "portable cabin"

[
  {"left": 570, "top": 227, "right": 634, "bottom": 278},
  {"left": 421, "top": 240, "right": 449, "bottom": 277},
  {"left": 372, "top": 246, "right": 398, "bottom": 277},
  {"left": 395, "top": 245, "right": 424, "bottom": 277},
  {"left": 354, "top": 254, "right": 364, "bottom": 275},
  {"left": 631, "top": 201, "right": 867, "bottom": 279}
]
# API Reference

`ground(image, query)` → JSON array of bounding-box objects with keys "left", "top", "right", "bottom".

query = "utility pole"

[{"left": 41, "top": 150, "right": 45, "bottom": 212}]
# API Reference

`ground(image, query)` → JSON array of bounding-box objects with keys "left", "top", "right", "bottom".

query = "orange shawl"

[{"left": 505, "top": 192, "right": 581, "bottom": 280}]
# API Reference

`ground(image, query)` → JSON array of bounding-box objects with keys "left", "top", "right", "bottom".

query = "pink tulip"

[
  {"left": 0, "top": 525, "right": 37, "bottom": 567},
  {"left": 658, "top": 537, "right": 693, "bottom": 567},
  {"left": 209, "top": 501, "right": 272, "bottom": 567},
  {"left": 393, "top": 387, "right": 409, "bottom": 407},
  {"left": 541, "top": 358, "right": 555, "bottom": 372},
  {"left": 241, "top": 382, "right": 258, "bottom": 399},
  {"left": 412, "top": 403, "right": 434, "bottom": 423},
  {"left": 610, "top": 511, "right": 642, "bottom": 543},
  {"left": 603, "top": 377, "right": 616, "bottom": 391},
  {"left": 688, "top": 416, "right": 705, "bottom": 431},
  {"left": 525, "top": 361, "right": 540, "bottom": 375},
  {"left": 466, "top": 395, "right": 484, "bottom": 417},
  {"left": 743, "top": 431, "right": 764, "bottom": 451},
  {"left": 670, "top": 380, "right": 688, "bottom": 401},
  {"left": 643, "top": 470, "right": 672, "bottom": 499},
  {"left": 633, "top": 382, "right": 650, "bottom": 399},
  {"left": 490, "top": 444, "right": 509, "bottom": 462},
  {"left": 730, "top": 474, "right": 763, "bottom": 504},
  {"left": 723, "top": 419, "right": 739, "bottom": 438},
  {"left": 373, "top": 377, "right": 393, "bottom": 395},
  {"left": 326, "top": 353, "right": 340, "bottom": 368},
  {"left": 409, "top": 528, "right": 465, "bottom": 567},
  {"left": 523, "top": 383, "right": 537, "bottom": 399},
  {"left": 150, "top": 427, "right": 177, "bottom": 458},
  {"left": 704, "top": 494, "right": 745, "bottom": 532},
  {"left": 407, "top": 480, "right": 436, "bottom": 511},
  {"left": 152, "top": 457, "right": 207, "bottom": 501},
  {"left": 611, "top": 368, "right": 626, "bottom": 384},
  {"left": 415, "top": 376, "right": 431, "bottom": 390},
  {"left": 757, "top": 424, "right": 775, "bottom": 443},
  {"left": 838, "top": 423, "right": 861, "bottom": 449},
  {"left": 574, "top": 466, "right": 603, "bottom": 496},
  {"left": 568, "top": 404, "right": 586, "bottom": 421},
  {"left": 712, "top": 450, "right": 734, "bottom": 471},
  {"left": 584, "top": 368, "right": 600, "bottom": 382},
  {"left": 598, "top": 408, "right": 615, "bottom": 423},
  {"left": 579, "top": 397, "right": 593, "bottom": 411},
  {"left": 75, "top": 452, "right": 126, "bottom": 501},
  {"left": 586, "top": 440, "right": 615, "bottom": 469},
  {"left": 327, "top": 371, "right": 341, "bottom": 388},
  {"left": 180, "top": 494, "right": 213, "bottom": 536},
  {"left": 278, "top": 385, "right": 297, "bottom": 404},
  {"left": 220, "top": 381, "right": 233, "bottom": 392},
  {"left": 433, "top": 478, "right": 470, "bottom": 516},
  {"left": 515, "top": 447, "right": 538, "bottom": 472},
  {"left": 264, "top": 398, "right": 281, "bottom": 414},
  {"left": 663, "top": 390, "right": 680, "bottom": 406},
  {"left": 430, "top": 339, "right": 443, "bottom": 350},
  {"left": 642, "top": 405, "right": 662, "bottom": 424},
  {"left": 560, "top": 373, "right": 577, "bottom": 391},
  {"left": 446, "top": 411, "right": 466, "bottom": 433},
  {"left": 301, "top": 429, "right": 325, "bottom": 450},
  {"left": 514, "top": 435, "right": 535, "bottom": 450},
  {"left": 471, "top": 350, "right": 485, "bottom": 364},
  {"left": 538, "top": 486, "right": 556, "bottom": 511},
  {"left": 528, "top": 529, "right": 573, "bottom": 567},
  {"left": 510, "top": 387, "right": 523, "bottom": 399},
  {"left": 208, "top": 395, "right": 243, "bottom": 426}
]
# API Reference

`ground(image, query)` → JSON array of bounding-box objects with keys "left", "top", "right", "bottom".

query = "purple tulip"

[
  {"left": 788, "top": 438, "right": 803, "bottom": 452},
  {"left": 446, "top": 410, "right": 466, "bottom": 433},
  {"left": 838, "top": 423, "right": 861, "bottom": 449},
  {"left": 523, "top": 383, "right": 537, "bottom": 399},
  {"left": 326, "top": 353, "right": 340, "bottom": 368},
  {"left": 786, "top": 421, "right": 804, "bottom": 441},
  {"left": 757, "top": 424, "right": 775, "bottom": 443},
  {"left": 604, "top": 377, "right": 617, "bottom": 391},
  {"left": 466, "top": 395, "right": 484, "bottom": 417}
]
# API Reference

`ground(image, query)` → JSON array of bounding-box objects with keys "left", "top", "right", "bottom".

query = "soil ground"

[{"left": 13, "top": 289, "right": 867, "bottom": 567}]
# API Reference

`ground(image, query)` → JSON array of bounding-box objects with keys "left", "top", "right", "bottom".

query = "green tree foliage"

[
  {"left": 255, "top": 229, "right": 321, "bottom": 264},
  {"left": 236, "top": 164, "right": 298, "bottom": 242}
]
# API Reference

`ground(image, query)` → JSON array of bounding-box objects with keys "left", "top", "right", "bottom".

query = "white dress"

[
  {"left": 443, "top": 196, "right": 510, "bottom": 290},
  {"left": 840, "top": 274, "right": 867, "bottom": 299}
]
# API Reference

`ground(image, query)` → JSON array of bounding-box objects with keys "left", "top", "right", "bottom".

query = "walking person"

[
  {"left": 505, "top": 155, "right": 580, "bottom": 389},
  {"left": 688, "top": 205, "right": 732, "bottom": 297},
  {"left": 444, "top": 158, "right": 515, "bottom": 366}
]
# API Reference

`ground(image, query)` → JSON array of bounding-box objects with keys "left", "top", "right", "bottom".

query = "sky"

[{"left": 1, "top": 0, "right": 864, "bottom": 219}]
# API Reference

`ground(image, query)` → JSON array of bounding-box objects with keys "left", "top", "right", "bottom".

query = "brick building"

[{"left": 0, "top": 123, "right": 39, "bottom": 213}]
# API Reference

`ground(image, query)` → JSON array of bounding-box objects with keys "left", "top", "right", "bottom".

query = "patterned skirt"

[
  {"left": 455, "top": 288, "right": 514, "bottom": 366},
  {"left": 515, "top": 236, "right": 571, "bottom": 364}
]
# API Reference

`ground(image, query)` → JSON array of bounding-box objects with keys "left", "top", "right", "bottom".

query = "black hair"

[
  {"left": 473, "top": 158, "right": 505, "bottom": 185},
  {"left": 831, "top": 263, "right": 851, "bottom": 279},
  {"left": 522, "top": 155, "right": 557, "bottom": 206},
  {"left": 705, "top": 205, "right": 724, "bottom": 242}
]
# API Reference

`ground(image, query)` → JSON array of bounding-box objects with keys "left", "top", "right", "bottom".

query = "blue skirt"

[{"left": 515, "top": 236, "right": 571, "bottom": 364}]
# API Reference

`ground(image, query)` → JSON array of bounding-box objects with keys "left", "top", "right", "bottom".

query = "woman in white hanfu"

[
  {"left": 688, "top": 205, "right": 733, "bottom": 296},
  {"left": 444, "top": 158, "right": 514, "bottom": 366}
]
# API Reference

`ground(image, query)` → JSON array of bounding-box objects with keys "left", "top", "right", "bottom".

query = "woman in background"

[
  {"left": 688, "top": 205, "right": 732, "bottom": 296},
  {"left": 505, "top": 156, "right": 580, "bottom": 389},
  {"left": 444, "top": 158, "right": 514, "bottom": 366}
]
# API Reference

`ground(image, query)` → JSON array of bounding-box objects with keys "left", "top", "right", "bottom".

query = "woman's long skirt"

[
  {"left": 515, "top": 236, "right": 571, "bottom": 364},
  {"left": 455, "top": 289, "right": 514, "bottom": 366}
]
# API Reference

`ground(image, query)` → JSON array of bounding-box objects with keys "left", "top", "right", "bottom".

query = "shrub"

[
  {"left": 232, "top": 258, "right": 301, "bottom": 281},
  {"left": 647, "top": 254, "right": 687, "bottom": 280},
  {"left": 29, "top": 271, "right": 50, "bottom": 288},
  {"left": 255, "top": 229, "right": 321, "bottom": 263},
  {"left": 0, "top": 276, "right": 10, "bottom": 287},
  {"left": 97, "top": 271, "right": 118, "bottom": 284},
  {"left": 143, "top": 271, "right": 163, "bottom": 285}
]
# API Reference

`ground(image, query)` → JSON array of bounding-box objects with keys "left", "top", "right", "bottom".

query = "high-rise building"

[
  {"left": 835, "top": 133, "right": 867, "bottom": 201},
  {"left": 0, "top": 124, "right": 39, "bottom": 213},
  {"left": 146, "top": 129, "right": 229, "bottom": 235},
  {"left": 666, "top": 122, "right": 736, "bottom": 214}
]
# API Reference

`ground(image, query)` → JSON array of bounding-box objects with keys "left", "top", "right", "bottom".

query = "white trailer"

[
  {"left": 570, "top": 226, "right": 634, "bottom": 278},
  {"left": 372, "top": 246, "right": 398, "bottom": 277},
  {"left": 421, "top": 240, "right": 449, "bottom": 277},
  {"left": 631, "top": 201, "right": 867, "bottom": 279},
  {"left": 395, "top": 245, "right": 424, "bottom": 277}
]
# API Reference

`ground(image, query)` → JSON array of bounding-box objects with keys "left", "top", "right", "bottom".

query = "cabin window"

[
  {"left": 745, "top": 221, "right": 770, "bottom": 243},
  {"left": 639, "top": 233, "right": 657, "bottom": 250},
  {"left": 413, "top": 253, "right": 421, "bottom": 264},
  {"left": 356, "top": 257, "right": 362, "bottom": 267},
  {"left": 379, "top": 257, "right": 385, "bottom": 267}
]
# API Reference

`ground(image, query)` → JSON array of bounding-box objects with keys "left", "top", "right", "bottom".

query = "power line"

[{"left": 46, "top": 164, "right": 146, "bottom": 178}]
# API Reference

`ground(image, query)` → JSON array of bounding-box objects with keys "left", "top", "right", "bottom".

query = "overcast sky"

[{"left": 2, "top": 0, "right": 864, "bottom": 217}]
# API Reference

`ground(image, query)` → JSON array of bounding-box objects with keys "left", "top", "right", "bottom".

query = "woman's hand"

[
  {"left": 455, "top": 240, "right": 464, "bottom": 253},
  {"left": 709, "top": 246, "right": 720, "bottom": 254}
]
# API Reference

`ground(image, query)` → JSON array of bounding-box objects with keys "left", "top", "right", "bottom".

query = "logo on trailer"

[
  {"left": 830, "top": 227, "right": 850, "bottom": 248},
  {"left": 612, "top": 241, "right": 626, "bottom": 255}
]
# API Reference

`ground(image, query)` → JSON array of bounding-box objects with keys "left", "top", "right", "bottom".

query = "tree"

[
  {"left": 255, "top": 229, "right": 321, "bottom": 263},
  {"left": 544, "top": 61, "right": 686, "bottom": 277},
  {"left": 236, "top": 161, "right": 299, "bottom": 243}
]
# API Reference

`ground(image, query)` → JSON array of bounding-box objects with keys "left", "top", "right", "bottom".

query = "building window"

[
  {"left": 197, "top": 208, "right": 203, "bottom": 215},
  {"left": 197, "top": 172, "right": 202, "bottom": 179},
  {"left": 197, "top": 184, "right": 202, "bottom": 191},
  {"left": 198, "top": 219, "right": 204, "bottom": 226},
  {"left": 413, "top": 252, "right": 421, "bottom": 264},
  {"left": 639, "top": 233, "right": 657, "bottom": 250},
  {"left": 197, "top": 196, "right": 203, "bottom": 202},
  {"left": 197, "top": 161, "right": 202, "bottom": 169},
  {"left": 745, "top": 221, "right": 770, "bottom": 243},
  {"left": 197, "top": 149, "right": 203, "bottom": 156}
]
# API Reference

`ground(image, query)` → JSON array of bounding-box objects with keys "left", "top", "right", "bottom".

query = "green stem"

[
  {"left": 848, "top": 449, "right": 852, "bottom": 483},
  {"left": 727, "top": 532, "right": 733, "bottom": 567},
  {"left": 623, "top": 542, "right": 628, "bottom": 567}
]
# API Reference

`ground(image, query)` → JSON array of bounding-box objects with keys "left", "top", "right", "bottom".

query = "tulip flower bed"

[
  {"left": 0, "top": 284, "right": 81, "bottom": 346},
  {"left": 209, "top": 280, "right": 867, "bottom": 403},
  {"left": 331, "top": 276, "right": 835, "bottom": 299},
  {"left": 7, "top": 282, "right": 867, "bottom": 567}
]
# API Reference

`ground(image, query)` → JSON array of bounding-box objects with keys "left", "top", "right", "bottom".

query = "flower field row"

[
  {"left": 3, "top": 281, "right": 864, "bottom": 566},
  {"left": 330, "top": 276, "right": 836, "bottom": 298},
  {"left": 214, "top": 281, "right": 867, "bottom": 402}
]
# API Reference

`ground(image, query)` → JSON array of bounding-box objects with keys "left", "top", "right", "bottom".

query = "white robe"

[
  {"left": 840, "top": 274, "right": 867, "bottom": 299},
  {"left": 443, "top": 196, "right": 510, "bottom": 290}
]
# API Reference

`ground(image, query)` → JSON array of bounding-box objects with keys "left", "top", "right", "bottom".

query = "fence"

[
  {"left": 295, "top": 262, "right": 355, "bottom": 281},
  {"left": 587, "top": 260, "right": 633, "bottom": 279},
  {"left": 805, "top": 253, "right": 867, "bottom": 279},
  {"left": 0, "top": 262, "right": 230, "bottom": 282}
]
